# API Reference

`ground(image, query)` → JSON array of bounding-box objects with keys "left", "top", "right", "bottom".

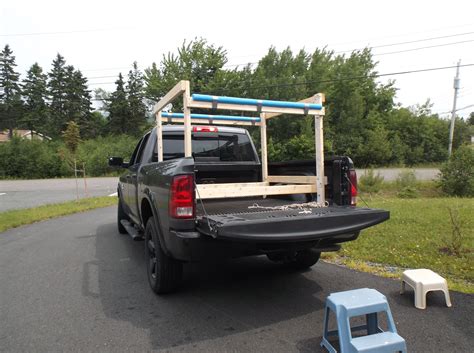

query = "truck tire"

[
  {"left": 117, "top": 198, "right": 129, "bottom": 234},
  {"left": 144, "top": 218, "right": 182, "bottom": 294}
]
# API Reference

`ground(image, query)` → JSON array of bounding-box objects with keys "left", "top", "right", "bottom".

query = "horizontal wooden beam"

[
  {"left": 188, "top": 100, "right": 323, "bottom": 116},
  {"left": 267, "top": 175, "right": 328, "bottom": 185},
  {"left": 161, "top": 117, "right": 260, "bottom": 126},
  {"left": 153, "top": 80, "right": 187, "bottom": 114},
  {"left": 196, "top": 182, "right": 316, "bottom": 199},
  {"left": 267, "top": 175, "right": 317, "bottom": 184}
]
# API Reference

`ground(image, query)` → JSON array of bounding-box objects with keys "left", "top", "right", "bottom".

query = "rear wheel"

[
  {"left": 144, "top": 218, "right": 182, "bottom": 294},
  {"left": 117, "top": 197, "right": 129, "bottom": 234}
]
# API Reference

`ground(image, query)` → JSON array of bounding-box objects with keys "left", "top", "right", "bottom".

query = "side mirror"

[{"left": 108, "top": 156, "right": 128, "bottom": 168}]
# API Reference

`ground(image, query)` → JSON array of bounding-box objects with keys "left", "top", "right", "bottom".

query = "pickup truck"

[{"left": 109, "top": 125, "right": 389, "bottom": 294}]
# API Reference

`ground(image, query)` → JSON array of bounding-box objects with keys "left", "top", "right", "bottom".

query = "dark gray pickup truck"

[{"left": 109, "top": 125, "right": 389, "bottom": 294}]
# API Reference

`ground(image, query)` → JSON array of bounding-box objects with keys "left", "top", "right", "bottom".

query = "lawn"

[
  {"left": 0, "top": 196, "right": 117, "bottom": 233},
  {"left": 324, "top": 197, "right": 474, "bottom": 293}
]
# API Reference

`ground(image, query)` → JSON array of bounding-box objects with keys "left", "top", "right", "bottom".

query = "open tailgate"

[{"left": 196, "top": 205, "right": 389, "bottom": 242}]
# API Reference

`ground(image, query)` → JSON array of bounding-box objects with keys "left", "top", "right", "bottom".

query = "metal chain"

[{"left": 248, "top": 201, "right": 329, "bottom": 214}]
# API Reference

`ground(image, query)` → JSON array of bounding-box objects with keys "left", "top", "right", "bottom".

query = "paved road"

[
  {"left": 0, "top": 177, "right": 118, "bottom": 212},
  {"left": 1, "top": 207, "right": 471, "bottom": 352},
  {"left": 356, "top": 168, "right": 439, "bottom": 181},
  {"left": 0, "top": 169, "right": 439, "bottom": 212}
]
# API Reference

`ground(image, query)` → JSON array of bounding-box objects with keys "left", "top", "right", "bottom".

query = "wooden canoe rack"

[{"left": 153, "top": 80, "right": 326, "bottom": 203}]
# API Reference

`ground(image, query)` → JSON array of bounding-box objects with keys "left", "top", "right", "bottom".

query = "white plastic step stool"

[{"left": 401, "top": 269, "right": 452, "bottom": 309}]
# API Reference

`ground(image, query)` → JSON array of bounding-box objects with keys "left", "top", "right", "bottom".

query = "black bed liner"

[{"left": 196, "top": 198, "right": 389, "bottom": 242}]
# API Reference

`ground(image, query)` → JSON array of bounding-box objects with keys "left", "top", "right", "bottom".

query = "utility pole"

[{"left": 448, "top": 60, "right": 461, "bottom": 157}]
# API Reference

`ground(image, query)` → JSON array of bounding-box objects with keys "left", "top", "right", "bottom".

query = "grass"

[
  {"left": 323, "top": 197, "right": 474, "bottom": 293},
  {"left": 0, "top": 196, "right": 117, "bottom": 233}
]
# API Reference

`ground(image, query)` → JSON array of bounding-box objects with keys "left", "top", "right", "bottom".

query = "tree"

[
  {"left": 62, "top": 120, "right": 81, "bottom": 154},
  {"left": 468, "top": 112, "right": 474, "bottom": 126},
  {"left": 106, "top": 73, "right": 132, "bottom": 135},
  {"left": 22, "top": 63, "right": 49, "bottom": 135},
  {"left": 440, "top": 145, "right": 474, "bottom": 196},
  {"left": 144, "top": 38, "right": 228, "bottom": 101},
  {"left": 0, "top": 44, "right": 23, "bottom": 137},
  {"left": 48, "top": 54, "right": 68, "bottom": 137},
  {"left": 126, "top": 62, "right": 147, "bottom": 133},
  {"left": 63, "top": 66, "right": 93, "bottom": 137}
]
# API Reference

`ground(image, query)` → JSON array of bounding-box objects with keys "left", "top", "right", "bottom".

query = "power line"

[
  {"left": 325, "top": 22, "right": 474, "bottom": 48},
  {"left": 457, "top": 104, "right": 474, "bottom": 111},
  {"left": 439, "top": 104, "right": 474, "bottom": 115},
  {"left": 87, "top": 75, "right": 119, "bottom": 80},
  {"left": 374, "top": 39, "right": 474, "bottom": 56},
  {"left": 224, "top": 35, "right": 474, "bottom": 68},
  {"left": 82, "top": 66, "right": 130, "bottom": 72},
  {"left": 335, "top": 31, "right": 474, "bottom": 54},
  {"left": 217, "top": 63, "right": 474, "bottom": 92},
  {"left": 0, "top": 28, "right": 131, "bottom": 37},
  {"left": 86, "top": 63, "right": 474, "bottom": 90}
]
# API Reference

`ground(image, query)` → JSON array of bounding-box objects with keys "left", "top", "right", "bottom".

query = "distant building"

[{"left": 0, "top": 129, "right": 51, "bottom": 143}]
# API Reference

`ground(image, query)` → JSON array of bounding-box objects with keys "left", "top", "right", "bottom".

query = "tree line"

[{"left": 1, "top": 40, "right": 473, "bottom": 171}]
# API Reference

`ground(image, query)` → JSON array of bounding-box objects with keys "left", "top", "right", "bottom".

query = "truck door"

[
  {"left": 128, "top": 132, "right": 151, "bottom": 222},
  {"left": 121, "top": 137, "right": 143, "bottom": 215}
]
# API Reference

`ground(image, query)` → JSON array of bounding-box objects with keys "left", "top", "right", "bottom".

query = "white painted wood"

[
  {"left": 161, "top": 117, "right": 259, "bottom": 126},
  {"left": 260, "top": 113, "right": 268, "bottom": 182},
  {"left": 183, "top": 81, "right": 192, "bottom": 157},
  {"left": 196, "top": 183, "right": 316, "bottom": 199},
  {"left": 153, "top": 80, "right": 186, "bottom": 114},
  {"left": 156, "top": 111, "right": 163, "bottom": 162},
  {"left": 188, "top": 100, "right": 322, "bottom": 116}
]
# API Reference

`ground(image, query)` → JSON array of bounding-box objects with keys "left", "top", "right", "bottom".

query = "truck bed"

[{"left": 196, "top": 198, "right": 389, "bottom": 242}]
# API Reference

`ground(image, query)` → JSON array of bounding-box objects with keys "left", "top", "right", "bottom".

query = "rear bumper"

[{"left": 196, "top": 206, "right": 389, "bottom": 242}]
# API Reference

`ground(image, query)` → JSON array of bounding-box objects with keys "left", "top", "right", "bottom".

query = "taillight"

[
  {"left": 349, "top": 169, "right": 357, "bottom": 206},
  {"left": 193, "top": 126, "right": 218, "bottom": 133},
  {"left": 169, "top": 175, "right": 195, "bottom": 218}
]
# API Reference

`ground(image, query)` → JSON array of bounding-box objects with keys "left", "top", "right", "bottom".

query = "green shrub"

[
  {"left": 439, "top": 145, "right": 474, "bottom": 197},
  {"left": 396, "top": 170, "right": 419, "bottom": 198},
  {"left": 0, "top": 135, "right": 137, "bottom": 179},
  {"left": 359, "top": 169, "right": 385, "bottom": 194},
  {"left": 76, "top": 135, "right": 137, "bottom": 176},
  {"left": 0, "top": 137, "right": 64, "bottom": 179}
]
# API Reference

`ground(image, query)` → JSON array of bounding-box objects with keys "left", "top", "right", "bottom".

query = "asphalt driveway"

[
  {"left": 0, "top": 206, "right": 472, "bottom": 352},
  {"left": 0, "top": 177, "right": 118, "bottom": 212}
]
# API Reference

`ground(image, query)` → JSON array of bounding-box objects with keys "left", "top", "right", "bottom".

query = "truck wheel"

[
  {"left": 144, "top": 218, "right": 182, "bottom": 294},
  {"left": 117, "top": 198, "right": 129, "bottom": 234},
  {"left": 288, "top": 250, "right": 321, "bottom": 270}
]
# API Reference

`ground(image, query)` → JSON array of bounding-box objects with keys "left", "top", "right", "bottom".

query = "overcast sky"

[{"left": 1, "top": 0, "right": 473, "bottom": 118}]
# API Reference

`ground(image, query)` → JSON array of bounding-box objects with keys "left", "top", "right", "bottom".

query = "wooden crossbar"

[
  {"left": 196, "top": 182, "right": 316, "bottom": 199},
  {"left": 267, "top": 175, "right": 317, "bottom": 184},
  {"left": 188, "top": 100, "right": 322, "bottom": 115},
  {"left": 161, "top": 117, "right": 260, "bottom": 126}
]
